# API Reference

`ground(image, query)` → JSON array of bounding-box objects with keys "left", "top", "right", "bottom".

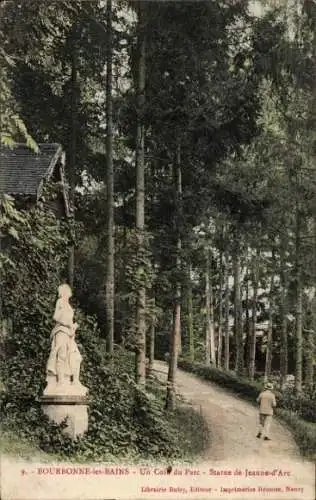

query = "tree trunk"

[
  {"left": 217, "top": 251, "right": 223, "bottom": 368},
  {"left": 68, "top": 246, "right": 74, "bottom": 289},
  {"left": 135, "top": 2, "right": 146, "bottom": 385},
  {"left": 233, "top": 242, "right": 243, "bottom": 375},
  {"left": 148, "top": 296, "right": 155, "bottom": 376},
  {"left": 295, "top": 207, "right": 303, "bottom": 393},
  {"left": 249, "top": 251, "right": 259, "bottom": 380},
  {"left": 166, "top": 140, "right": 182, "bottom": 410},
  {"left": 210, "top": 265, "right": 216, "bottom": 364},
  {"left": 244, "top": 266, "right": 251, "bottom": 368},
  {"left": 305, "top": 218, "right": 316, "bottom": 388},
  {"left": 105, "top": 0, "right": 115, "bottom": 354},
  {"left": 265, "top": 269, "right": 275, "bottom": 382},
  {"left": 68, "top": 38, "right": 78, "bottom": 289},
  {"left": 175, "top": 142, "right": 182, "bottom": 358},
  {"left": 304, "top": 325, "right": 314, "bottom": 389},
  {"left": 205, "top": 249, "right": 216, "bottom": 365},
  {"left": 0, "top": 235, "right": 2, "bottom": 326},
  {"left": 205, "top": 249, "right": 211, "bottom": 365},
  {"left": 187, "top": 261, "right": 195, "bottom": 362},
  {"left": 177, "top": 274, "right": 182, "bottom": 356},
  {"left": 224, "top": 252, "right": 230, "bottom": 371},
  {"left": 280, "top": 234, "right": 288, "bottom": 388}
]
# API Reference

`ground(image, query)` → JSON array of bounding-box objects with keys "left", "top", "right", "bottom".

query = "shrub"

[
  {"left": 276, "top": 388, "right": 316, "bottom": 423},
  {"left": 276, "top": 410, "right": 316, "bottom": 460},
  {"left": 179, "top": 359, "right": 262, "bottom": 401}
]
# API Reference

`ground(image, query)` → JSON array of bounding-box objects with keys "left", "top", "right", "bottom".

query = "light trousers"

[{"left": 258, "top": 414, "right": 272, "bottom": 437}]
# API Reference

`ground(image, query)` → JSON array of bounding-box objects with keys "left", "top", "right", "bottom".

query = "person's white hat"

[{"left": 265, "top": 382, "right": 274, "bottom": 390}]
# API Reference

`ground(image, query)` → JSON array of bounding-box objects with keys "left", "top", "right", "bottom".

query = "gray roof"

[{"left": 0, "top": 143, "right": 64, "bottom": 196}]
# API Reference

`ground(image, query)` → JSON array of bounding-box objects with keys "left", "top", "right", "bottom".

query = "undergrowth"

[{"left": 0, "top": 336, "right": 209, "bottom": 463}]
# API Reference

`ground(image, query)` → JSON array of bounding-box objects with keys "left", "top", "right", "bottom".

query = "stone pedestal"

[{"left": 40, "top": 395, "right": 88, "bottom": 439}]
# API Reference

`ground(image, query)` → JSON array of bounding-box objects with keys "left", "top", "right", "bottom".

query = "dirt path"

[
  {"left": 153, "top": 361, "right": 315, "bottom": 498},
  {"left": 153, "top": 361, "right": 313, "bottom": 468}
]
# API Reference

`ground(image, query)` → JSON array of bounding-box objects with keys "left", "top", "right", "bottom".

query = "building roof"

[{"left": 0, "top": 143, "right": 64, "bottom": 196}]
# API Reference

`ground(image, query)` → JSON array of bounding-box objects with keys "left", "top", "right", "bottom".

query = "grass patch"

[
  {"left": 0, "top": 427, "right": 60, "bottom": 462},
  {"left": 171, "top": 406, "right": 210, "bottom": 460}
]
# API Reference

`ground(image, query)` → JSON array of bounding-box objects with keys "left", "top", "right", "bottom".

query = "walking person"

[{"left": 256, "top": 382, "right": 276, "bottom": 441}]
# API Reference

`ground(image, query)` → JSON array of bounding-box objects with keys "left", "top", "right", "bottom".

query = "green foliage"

[
  {"left": 276, "top": 387, "right": 316, "bottom": 424},
  {"left": 0, "top": 426, "right": 61, "bottom": 461},
  {"left": 172, "top": 405, "right": 210, "bottom": 459},
  {"left": 276, "top": 410, "right": 316, "bottom": 460},
  {"left": 0, "top": 3, "right": 37, "bottom": 150},
  {"left": 73, "top": 234, "right": 107, "bottom": 323},
  {"left": 1, "top": 0, "right": 109, "bottom": 183},
  {"left": 0, "top": 196, "right": 69, "bottom": 397},
  {"left": 74, "top": 221, "right": 158, "bottom": 345},
  {"left": 179, "top": 359, "right": 262, "bottom": 401}
]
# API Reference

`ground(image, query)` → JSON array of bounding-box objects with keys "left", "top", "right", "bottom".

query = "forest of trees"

[{"left": 0, "top": 0, "right": 315, "bottom": 460}]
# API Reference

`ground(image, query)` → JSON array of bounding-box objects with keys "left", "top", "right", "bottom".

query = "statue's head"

[{"left": 58, "top": 283, "right": 72, "bottom": 300}]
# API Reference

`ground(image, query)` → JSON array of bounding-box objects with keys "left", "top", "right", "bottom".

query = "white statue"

[{"left": 44, "top": 284, "right": 87, "bottom": 396}]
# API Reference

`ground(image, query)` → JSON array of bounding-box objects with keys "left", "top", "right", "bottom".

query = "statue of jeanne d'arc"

[{"left": 44, "top": 284, "right": 87, "bottom": 396}]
